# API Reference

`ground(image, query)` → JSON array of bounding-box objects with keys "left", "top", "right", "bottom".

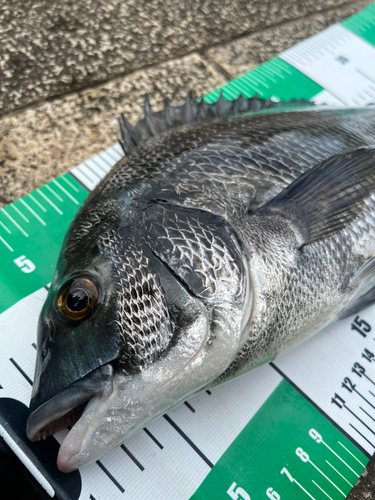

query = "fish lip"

[
  {"left": 56, "top": 393, "right": 121, "bottom": 473},
  {"left": 26, "top": 363, "right": 114, "bottom": 442}
]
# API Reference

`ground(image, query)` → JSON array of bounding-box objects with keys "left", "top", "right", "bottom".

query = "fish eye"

[{"left": 56, "top": 278, "right": 98, "bottom": 321}]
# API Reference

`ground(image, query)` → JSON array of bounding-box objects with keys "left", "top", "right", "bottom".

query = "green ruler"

[
  {"left": 0, "top": 174, "right": 88, "bottom": 312},
  {"left": 192, "top": 381, "right": 366, "bottom": 500},
  {"left": 1, "top": 3, "right": 375, "bottom": 500}
]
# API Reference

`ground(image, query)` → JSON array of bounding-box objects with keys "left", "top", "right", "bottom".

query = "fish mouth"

[{"left": 26, "top": 363, "right": 114, "bottom": 469}]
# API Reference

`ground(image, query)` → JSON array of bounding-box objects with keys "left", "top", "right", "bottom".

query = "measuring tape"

[{"left": 1, "top": 3, "right": 375, "bottom": 499}]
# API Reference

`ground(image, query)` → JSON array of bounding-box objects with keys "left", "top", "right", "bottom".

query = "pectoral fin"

[
  {"left": 338, "top": 257, "right": 375, "bottom": 319},
  {"left": 338, "top": 285, "right": 375, "bottom": 320},
  {"left": 261, "top": 147, "right": 375, "bottom": 247}
]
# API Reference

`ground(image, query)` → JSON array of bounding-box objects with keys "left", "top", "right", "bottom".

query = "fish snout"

[{"left": 26, "top": 363, "right": 114, "bottom": 443}]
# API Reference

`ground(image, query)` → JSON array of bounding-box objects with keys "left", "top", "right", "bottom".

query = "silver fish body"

[{"left": 26, "top": 96, "right": 375, "bottom": 472}]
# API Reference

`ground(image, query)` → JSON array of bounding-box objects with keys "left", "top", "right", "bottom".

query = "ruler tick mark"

[
  {"left": 0, "top": 220, "right": 11, "bottom": 234},
  {"left": 248, "top": 72, "right": 270, "bottom": 88},
  {"left": 143, "top": 427, "right": 163, "bottom": 449},
  {"left": 363, "top": 89, "right": 375, "bottom": 100},
  {"left": 9, "top": 358, "right": 33, "bottom": 386},
  {"left": 0, "top": 236, "right": 13, "bottom": 252},
  {"left": 120, "top": 444, "right": 145, "bottom": 471},
  {"left": 37, "top": 190, "right": 63, "bottom": 215},
  {"left": 99, "top": 152, "right": 117, "bottom": 168},
  {"left": 321, "top": 440, "right": 360, "bottom": 477},
  {"left": 262, "top": 62, "right": 284, "bottom": 79},
  {"left": 351, "top": 96, "right": 363, "bottom": 106},
  {"left": 105, "top": 148, "right": 123, "bottom": 162},
  {"left": 355, "top": 68, "right": 375, "bottom": 85},
  {"left": 28, "top": 193, "right": 47, "bottom": 212},
  {"left": 359, "top": 405, "right": 375, "bottom": 423},
  {"left": 76, "top": 165, "right": 97, "bottom": 185},
  {"left": 361, "top": 372, "right": 375, "bottom": 386},
  {"left": 96, "top": 461, "right": 124, "bottom": 493},
  {"left": 45, "top": 185, "right": 63, "bottom": 202},
  {"left": 163, "top": 414, "right": 213, "bottom": 468},
  {"left": 20, "top": 199, "right": 46, "bottom": 226},
  {"left": 53, "top": 180, "right": 79, "bottom": 205},
  {"left": 184, "top": 401, "right": 196, "bottom": 413},
  {"left": 61, "top": 175, "right": 80, "bottom": 193},
  {"left": 90, "top": 157, "right": 109, "bottom": 174},
  {"left": 349, "top": 423, "right": 375, "bottom": 449},
  {"left": 83, "top": 162, "right": 103, "bottom": 181},
  {"left": 273, "top": 58, "right": 292, "bottom": 74},
  {"left": 257, "top": 66, "right": 277, "bottom": 83},
  {"left": 308, "top": 458, "right": 346, "bottom": 497},
  {"left": 325, "top": 460, "right": 353, "bottom": 487},
  {"left": 311, "top": 480, "right": 333, "bottom": 500},
  {"left": 2, "top": 209, "right": 29, "bottom": 237},
  {"left": 12, "top": 205, "right": 29, "bottom": 223},
  {"left": 290, "top": 475, "right": 317, "bottom": 500},
  {"left": 338, "top": 441, "right": 366, "bottom": 468},
  {"left": 353, "top": 387, "right": 375, "bottom": 410},
  {"left": 344, "top": 404, "right": 375, "bottom": 436}
]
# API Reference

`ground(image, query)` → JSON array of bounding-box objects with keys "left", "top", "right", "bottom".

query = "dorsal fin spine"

[{"left": 119, "top": 91, "right": 312, "bottom": 155}]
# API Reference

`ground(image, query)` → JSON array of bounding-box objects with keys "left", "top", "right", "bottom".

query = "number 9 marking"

[{"left": 309, "top": 429, "right": 322, "bottom": 443}]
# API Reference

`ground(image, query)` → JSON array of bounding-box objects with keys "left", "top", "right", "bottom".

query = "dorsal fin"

[{"left": 119, "top": 92, "right": 312, "bottom": 155}]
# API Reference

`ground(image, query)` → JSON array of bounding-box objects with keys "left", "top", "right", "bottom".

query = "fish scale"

[{"left": 1, "top": 4, "right": 375, "bottom": 500}]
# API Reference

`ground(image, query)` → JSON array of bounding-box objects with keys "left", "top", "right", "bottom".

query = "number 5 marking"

[
  {"left": 227, "top": 482, "right": 251, "bottom": 500},
  {"left": 13, "top": 255, "right": 36, "bottom": 274}
]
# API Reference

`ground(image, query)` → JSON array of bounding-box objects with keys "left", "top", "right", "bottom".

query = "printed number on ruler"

[
  {"left": 227, "top": 482, "right": 251, "bottom": 500},
  {"left": 331, "top": 315, "right": 375, "bottom": 453},
  {"left": 227, "top": 482, "right": 280, "bottom": 499},
  {"left": 351, "top": 315, "right": 371, "bottom": 337},
  {"left": 13, "top": 255, "right": 36, "bottom": 273},
  {"left": 266, "top": 487, "right": 280, "bottom": 500},
  {"left": 279, "top": 426, "right": 362, "bottom": 499}
]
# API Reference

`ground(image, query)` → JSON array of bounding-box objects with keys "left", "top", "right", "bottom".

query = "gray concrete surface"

[
  {"left": 0, "top": 0, "right": 365, "bottom": 115},
  {"left": 206, "top": 0, "right": 373, "bottom": 77},
  {"left": 1, "top": 0, "right": 372, "bottom": 208},
  {"left": 0, "top": 53, "right": 226, "bottom": 206},
  {"left": 348, "top": 456, "right": 375, "bottom": 500}
]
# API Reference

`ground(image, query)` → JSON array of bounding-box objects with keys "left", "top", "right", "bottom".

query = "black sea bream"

[{"left": 26, "top": 94, "right": 375, "bottom": 472}]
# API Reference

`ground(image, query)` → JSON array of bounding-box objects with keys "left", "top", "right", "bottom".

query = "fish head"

[{"left": 27, "top": 188, "right": 249, "bottom": 472}]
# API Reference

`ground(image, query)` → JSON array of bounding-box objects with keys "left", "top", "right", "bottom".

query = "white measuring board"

[
  {"left": 1, "top": 3, "right": 375, "bottom": 500},
  {"left": 280, "top": 24, "right": 375, "bottom": 106}
]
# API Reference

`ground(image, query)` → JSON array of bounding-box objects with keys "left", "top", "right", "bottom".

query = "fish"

[{"left": 26, "top": 92, "right": 375, "bottom": 473}]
